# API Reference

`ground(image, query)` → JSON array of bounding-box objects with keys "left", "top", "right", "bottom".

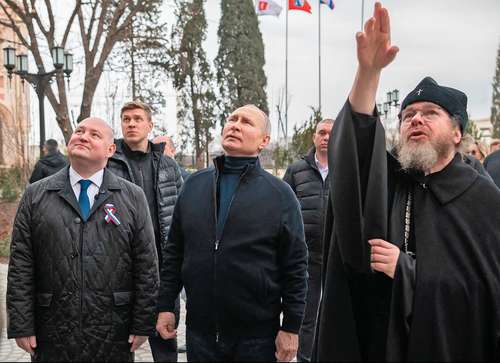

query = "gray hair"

[
  {"left": 241, "top": 104, "right": 271, "bottom": 136},
  {"left": 316, "top": 118, "right": 334, "bottom": 131}
]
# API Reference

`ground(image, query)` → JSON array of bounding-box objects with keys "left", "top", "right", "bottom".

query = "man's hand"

[
  {"left": 349, "top": 2, "right": 399, "bottom": 114},
  {"left": 156, "top": 312, "right": 177, "bottom": 340},
  {"left": 15, "top": 336, "right": 37, "bottom": 354},
  {"left": 128, "top": 335, "right": 148, "bottom": 352},
  {"left": 369, "top": 238, "right": 400, "bottom": 278},
  {"left": 275, "top": 330, "right": 298, "bottom": 362},
  {"left": 356, "top": 2, "right": 399, "bottom": 73}
]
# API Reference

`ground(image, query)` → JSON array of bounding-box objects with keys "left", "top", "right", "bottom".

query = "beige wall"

[{"left": 0, "top": 9, "right": 31, "bottom": 169}]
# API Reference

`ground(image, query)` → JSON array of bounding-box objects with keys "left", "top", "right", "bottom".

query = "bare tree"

[{"left": 0, "top": 0, "right": 159, "bottom": 142}]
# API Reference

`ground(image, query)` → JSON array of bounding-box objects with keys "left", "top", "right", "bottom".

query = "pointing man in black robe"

[{"left": 315, "top": 3, "right": 500, "bottom": 361}]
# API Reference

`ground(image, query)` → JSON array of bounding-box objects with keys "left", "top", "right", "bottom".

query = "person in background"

[
  {"left": 29, "top": 139, "right": 68, "bottom": 183},
  {"left": 152, "top": 135, "right": 190, "bottom": 180},
  {"left": 107, "top": 101, "right": 183, "bottom": 362},
  {"left": 283, "top": 118, "right": 334, "bottom": 362},
  {"left": 489, "top": 138, "right": 500, "bottom": 153}
]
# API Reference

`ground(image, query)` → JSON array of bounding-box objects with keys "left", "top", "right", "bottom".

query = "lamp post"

[
  {"left": 3, "top": 46, "right": 73, "bottom": 156},
  {"left": 377, "top": 88, "right": 400, "bottom": 119}
]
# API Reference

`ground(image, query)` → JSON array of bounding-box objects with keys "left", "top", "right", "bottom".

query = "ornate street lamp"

[
  {"left": 3, "top": 46, "right": 73, "bottom": 156},
  {"left": 381, "top": 88, "right": 400, "bottom": 119}
]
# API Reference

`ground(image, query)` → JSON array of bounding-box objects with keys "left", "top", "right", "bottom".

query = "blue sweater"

[{"left": 216, "top": 156, "right": 257, "bottom": 238}]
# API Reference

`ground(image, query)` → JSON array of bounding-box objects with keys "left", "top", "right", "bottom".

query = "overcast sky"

[{"left": 42, "top": 0, "right": 500, "bottom": 144}]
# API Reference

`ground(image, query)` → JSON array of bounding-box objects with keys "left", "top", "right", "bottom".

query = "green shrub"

[
  {"left": 0, "top": 236, "right": 10, "bottom": 258},
  {"left": 0, "top": 167, "right": 23, "bottom": 202}
]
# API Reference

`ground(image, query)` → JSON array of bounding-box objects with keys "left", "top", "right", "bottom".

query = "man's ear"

[
  {"left": 258, "top": 135, "right": 271, "bottom": 152},
  {"left": 454, "top": 128, "right": 462, "bottom": 146},
  {"left": 107, "top": 143, "right": 117, "bottom": 157}
]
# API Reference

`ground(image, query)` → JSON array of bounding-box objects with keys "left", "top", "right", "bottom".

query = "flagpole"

[
  {"left": 285, "top": 0, "right": 289, "bottom": 146},
  {"left": 318, "top": 1, "right": 322, "bottom": 114}
]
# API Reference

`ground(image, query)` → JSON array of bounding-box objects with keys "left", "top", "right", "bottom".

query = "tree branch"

[
  {"left": 90, "top": 0, "right": 112, "bottom": 61},
  {"left": 43, "top": 0, "right": 55, "bottom": 43},
  {"left": 29, "top": 0, "right": 49, "bottom": 39},
  {"left": 0, "top": 4, "right": 31, "bottom": 48},
  {"left": 62, "top": 1, "right": 81, "bottom": 48},
  {"left": 85, "top": 0, "right": 99, "bottom": 40}
]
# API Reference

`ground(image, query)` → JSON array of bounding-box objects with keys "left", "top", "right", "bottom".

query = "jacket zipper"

[
  {"left": 212, "top": 163, "right": 251, "bottom": 343},
  {"left": 310, "top": 160, "right": 329, "bottom": 247},
  {"left": 79, "top": 221, "right": 84, "bottom": 358},
  {"left": 212, "top": 170, "right": 220, "bottom": 342}
]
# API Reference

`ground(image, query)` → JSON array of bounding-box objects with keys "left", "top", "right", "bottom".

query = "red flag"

[{"left": 288, "top": 0, "right": 312, "bottom": 13}]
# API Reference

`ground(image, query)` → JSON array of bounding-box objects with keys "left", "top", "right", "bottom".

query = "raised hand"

[
  {"left": 356, "top": 2, "right": 399, "bottom": 72},
  {"left": 349, "top": 2, "right": 399, "bottom": 114}
]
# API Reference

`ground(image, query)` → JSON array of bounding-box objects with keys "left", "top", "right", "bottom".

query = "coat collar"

[
  {"left": 113, "top": 138, "right": 165, "bottom": 156},
  {"left": 303, "top": 147, "right": 317, "bottom": 169},
  {"left": 46, "top": 166, "right": 122, "bottom": 220},
  {"left": 413, "top": 153, "right": 478, "bottom": 205},
  {"left": 213, "top": 154, "right": 262, "bottom": 179}
]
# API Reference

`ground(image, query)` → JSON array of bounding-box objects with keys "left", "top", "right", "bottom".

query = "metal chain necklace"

[{"left": 404, "top": 190, "right": 416, "bottom": 258}]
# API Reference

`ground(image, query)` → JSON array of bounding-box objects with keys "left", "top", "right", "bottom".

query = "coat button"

[{"left": 74, "top": 217, "right": 81, "bottom": 224}]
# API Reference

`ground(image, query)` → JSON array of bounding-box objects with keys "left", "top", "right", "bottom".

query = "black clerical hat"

[{"left": 400, "top": 77, "right": 468, "bottom": 131}]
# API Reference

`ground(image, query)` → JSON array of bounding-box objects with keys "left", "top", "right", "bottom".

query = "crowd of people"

[{"left": 5, "top": 2, "right": 500, "bottom": 362}]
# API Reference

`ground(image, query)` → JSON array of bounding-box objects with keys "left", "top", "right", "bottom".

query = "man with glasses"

[{"left": 315, "top": 3, "right": 500, "bottom": 361}]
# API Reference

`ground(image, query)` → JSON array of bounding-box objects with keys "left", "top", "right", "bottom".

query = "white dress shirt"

[
  {"left": 69, "top": 167, "right": 104, "bottom": 210},
  {"left": 315, "top": 153, "right": 329, "bottom": 181}
]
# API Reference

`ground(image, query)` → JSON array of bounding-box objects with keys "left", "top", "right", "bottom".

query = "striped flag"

[
  {"left": 288, "top": 0, "right": 312, "bottom": 13},
  {"left": 320, "top": 0, "right": 335, "bottom": 10},
  {"left": 256, "top": 0, "right": 283, "bottom": 17}
]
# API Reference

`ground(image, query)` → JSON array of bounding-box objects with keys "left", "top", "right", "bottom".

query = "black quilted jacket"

[
  {"left": 7, "top": 167, "right": 159, "bottom": 362},
  {"left": 107, "top": 139, "right": 182, "bottom": 265},
  {"left": 283, "top": 148, "right": 330, "bottom": 262}
]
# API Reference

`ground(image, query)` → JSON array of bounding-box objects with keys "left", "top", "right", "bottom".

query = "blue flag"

[{"left": 320, "top": 0, "right": 335, "bottom": 10}]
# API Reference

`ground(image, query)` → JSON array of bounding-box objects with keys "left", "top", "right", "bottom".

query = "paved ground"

[{"left": 0, "top": 263, "right": 187, "bottom": 362}]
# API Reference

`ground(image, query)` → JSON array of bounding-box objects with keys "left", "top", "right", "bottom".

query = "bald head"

[
  {"left": 67, "top": 117, "right": 117, "bottom": 177},
  {"left": 79, "top": 117, "right": 114, "bottom": 144},
  {"left": 152, "top": 135, "right": 175, "bottom": 157}
]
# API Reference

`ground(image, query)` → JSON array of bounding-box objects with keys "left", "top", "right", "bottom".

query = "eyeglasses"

[{"left": 401, "top": 106, "right": 446, "bottom": 124}]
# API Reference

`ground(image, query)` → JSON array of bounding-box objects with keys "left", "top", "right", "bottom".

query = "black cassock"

[{"left": 314, "top": 101, "right": 500, "bottom": 362}]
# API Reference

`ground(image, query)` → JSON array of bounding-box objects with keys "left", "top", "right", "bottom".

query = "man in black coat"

[
  {"left": 29, "top": 139, "right": 68, "bottom": 183},
  {"left": 106, "top": 101, "right": 183, "bottom": 362},
  {"left": 283, "top": 118, "right": 333, "bottom": 362},
  {"left": 156, "top": 104, "right": 308, "bottom": 362},
  {"left": 7, "top": 117, "right": 159, "bottom": 362},
  {"left": 484, "top": 149, "right": 500, "bottom": 188},
  {"left": 315, "top": 3, "right": 500, "bottom": 361}
]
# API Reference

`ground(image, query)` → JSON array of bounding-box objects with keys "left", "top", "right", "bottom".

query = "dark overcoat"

[
  {"left": 7, "top": 167, "right": 159, "bottom": 362},
  {"left": 315, "top": 101, "right": 500, "bottom": 361}
]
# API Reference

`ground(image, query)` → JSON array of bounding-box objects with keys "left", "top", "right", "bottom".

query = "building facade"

[{"left": 0, "top": 7, "right": 30, "bottom": 169}]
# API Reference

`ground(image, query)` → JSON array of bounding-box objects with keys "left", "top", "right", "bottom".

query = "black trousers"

[
  {"left": 298, "top": 260, "right": 322, "bottom": 362},
  {"left": 149, "top": 335, "right": 178, "bottom": 362},
  {"left": 149, "top": 296, "right": 181, "bottom": 362},
  {"left": 186, "top": 329, "right": 276, "bottom": 362}
]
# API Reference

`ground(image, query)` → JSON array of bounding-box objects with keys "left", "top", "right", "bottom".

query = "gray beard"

[{"left": 396, "top": 137, "right": 453, "bottom": 172}]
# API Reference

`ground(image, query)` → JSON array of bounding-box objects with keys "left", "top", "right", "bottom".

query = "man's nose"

[
  {"left": 410, "top": 112, "right": 424, "bottom": 125},
  {"left": 231, "top": 118, "right": 242, "bottom": 130},
  {"left": 78, "top": 132, "right": 89, "bottom": 141}
]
